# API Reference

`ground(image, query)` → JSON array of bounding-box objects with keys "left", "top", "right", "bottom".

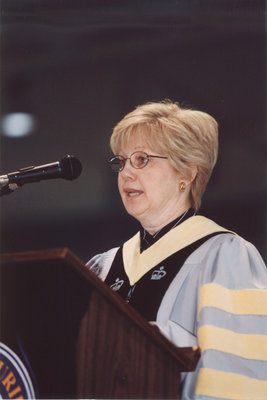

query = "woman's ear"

[
  {"left": 182, "top": 165, "right": 198, "bottom": 186},
  {"left": 188, "top": 164, "right": 198, "bottom": 184}
]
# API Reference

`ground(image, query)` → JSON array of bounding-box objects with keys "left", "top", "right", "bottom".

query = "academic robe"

[{"left": 86, "top": 216, "right": 267, "bottom": 400}]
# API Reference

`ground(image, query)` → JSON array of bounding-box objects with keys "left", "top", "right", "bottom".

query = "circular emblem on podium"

[{"left": 0, "top": 342, "right": 35, "bottom": 399}]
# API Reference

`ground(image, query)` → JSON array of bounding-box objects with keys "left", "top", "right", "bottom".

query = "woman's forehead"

[
  {"left": 113, "top": 123, "right": 167, "bottom": 155},
  {"left": 117, "top": 132, "right": 151, "bottom": 152},
  {"left": 118, "top": 145, "right": 151, "bottom": 157}
]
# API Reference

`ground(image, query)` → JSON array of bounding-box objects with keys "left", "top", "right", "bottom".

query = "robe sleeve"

[
  {"left": 194, "top": 234, "right": 267, "bottom": 400},
  {"left": 157, "top": 233, "right": 267, "bottom": 400},
  {"left": 86, "top": 247, "right": 119, "bottom": 281}
]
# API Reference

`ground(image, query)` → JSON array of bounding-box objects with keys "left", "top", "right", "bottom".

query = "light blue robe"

[{"left": 87, "top": 219, "right": 267, "bottom": 399}]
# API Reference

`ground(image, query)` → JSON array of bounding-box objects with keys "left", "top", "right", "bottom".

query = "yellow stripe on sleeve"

[
  {"left": 195, "top": 368, "right": 267, "bottom": 399},
  {"left": 199, "top": 283, "right": 267, "bottom": 316},
  {"left": 198, "top": 325, "right": 267, "bottom": 361}
]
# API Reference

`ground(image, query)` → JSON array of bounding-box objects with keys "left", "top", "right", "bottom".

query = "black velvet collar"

[{"left": 140, "top": 208, "right": 195, "bottom": 253}]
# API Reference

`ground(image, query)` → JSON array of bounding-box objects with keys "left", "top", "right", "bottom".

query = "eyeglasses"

[{"left": 108, "top": 151, "right": 168, "bottom": 172}]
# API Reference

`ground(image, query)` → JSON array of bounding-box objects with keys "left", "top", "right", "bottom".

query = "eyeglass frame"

[{"left": 108, "top": 151, "right": 168, "bottom": 172}]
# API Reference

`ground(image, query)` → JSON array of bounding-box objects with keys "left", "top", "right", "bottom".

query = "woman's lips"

[{"left": 124, "top": 188, "right": 143, "bottom": 197}]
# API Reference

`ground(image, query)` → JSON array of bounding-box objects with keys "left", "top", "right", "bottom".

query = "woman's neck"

[{"left": 141, "top": 206, "right": 191, "bottom": 235}]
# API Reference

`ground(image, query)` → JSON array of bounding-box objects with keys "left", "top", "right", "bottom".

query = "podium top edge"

[{"left": 0, "top": 247, "right": 82, "bottom": 264}]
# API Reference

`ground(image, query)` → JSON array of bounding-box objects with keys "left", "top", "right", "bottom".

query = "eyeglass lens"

[
  {"left": 131, "top": 152, "right": 149, "bottom": 168},
  {"left": 109, "top": 156, "right": 124, "bottom": 172}
]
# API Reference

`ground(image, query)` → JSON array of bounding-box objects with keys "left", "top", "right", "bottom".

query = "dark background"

[{"left": 1, "top": 1, "right": 266, "bottom": 263}]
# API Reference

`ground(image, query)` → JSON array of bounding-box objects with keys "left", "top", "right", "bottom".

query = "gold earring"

[{"left": 179, "top": 182, "right": 186, "bottom": 192}]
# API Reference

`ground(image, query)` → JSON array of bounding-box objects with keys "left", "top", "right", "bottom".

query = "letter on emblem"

[{"left": 110, "top": 277, "right": 124, "bottom": 291}]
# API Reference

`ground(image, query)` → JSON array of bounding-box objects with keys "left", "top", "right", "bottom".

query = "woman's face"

[{"left": 117, "top": 138, "right": 191, "bottom": 232}]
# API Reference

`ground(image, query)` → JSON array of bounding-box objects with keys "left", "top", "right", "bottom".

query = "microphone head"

[{"left": 60, "top": 155, "right": 82, "bottom": 180}]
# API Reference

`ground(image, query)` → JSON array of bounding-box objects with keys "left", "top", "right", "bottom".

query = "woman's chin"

[{"left": 124, "top": 206, "right": 146, "bottom": 223}]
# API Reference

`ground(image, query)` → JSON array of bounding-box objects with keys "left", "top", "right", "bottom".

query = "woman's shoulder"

[
  {"left": 187, "top": 231, "right": 263, "bottom": 263},
  {"left": 186, "top": 232, "right": 267, "bottom": 289}
]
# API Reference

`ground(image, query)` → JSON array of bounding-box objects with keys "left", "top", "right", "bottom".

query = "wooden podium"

[{"left": 1, "top": 248, "right": 199, "bottom": 399}]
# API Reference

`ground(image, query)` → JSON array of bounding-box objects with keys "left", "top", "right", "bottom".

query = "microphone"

[{"left": 0, "top": 155, "right": 82, "bottom": 186}]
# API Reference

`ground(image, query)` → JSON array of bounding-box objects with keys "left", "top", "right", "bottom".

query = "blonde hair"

[{"left": 110, "top": 100, "right": 218, "bottom": 211}]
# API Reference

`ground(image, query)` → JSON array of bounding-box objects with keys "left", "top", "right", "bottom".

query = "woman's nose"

[{"left": 120, "top": 159, "right": 136, "bottom": 179}]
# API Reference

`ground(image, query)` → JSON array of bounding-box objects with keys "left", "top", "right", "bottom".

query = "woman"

[{"left": 87, "top": 100, "right": 267, "bottom": 399}]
